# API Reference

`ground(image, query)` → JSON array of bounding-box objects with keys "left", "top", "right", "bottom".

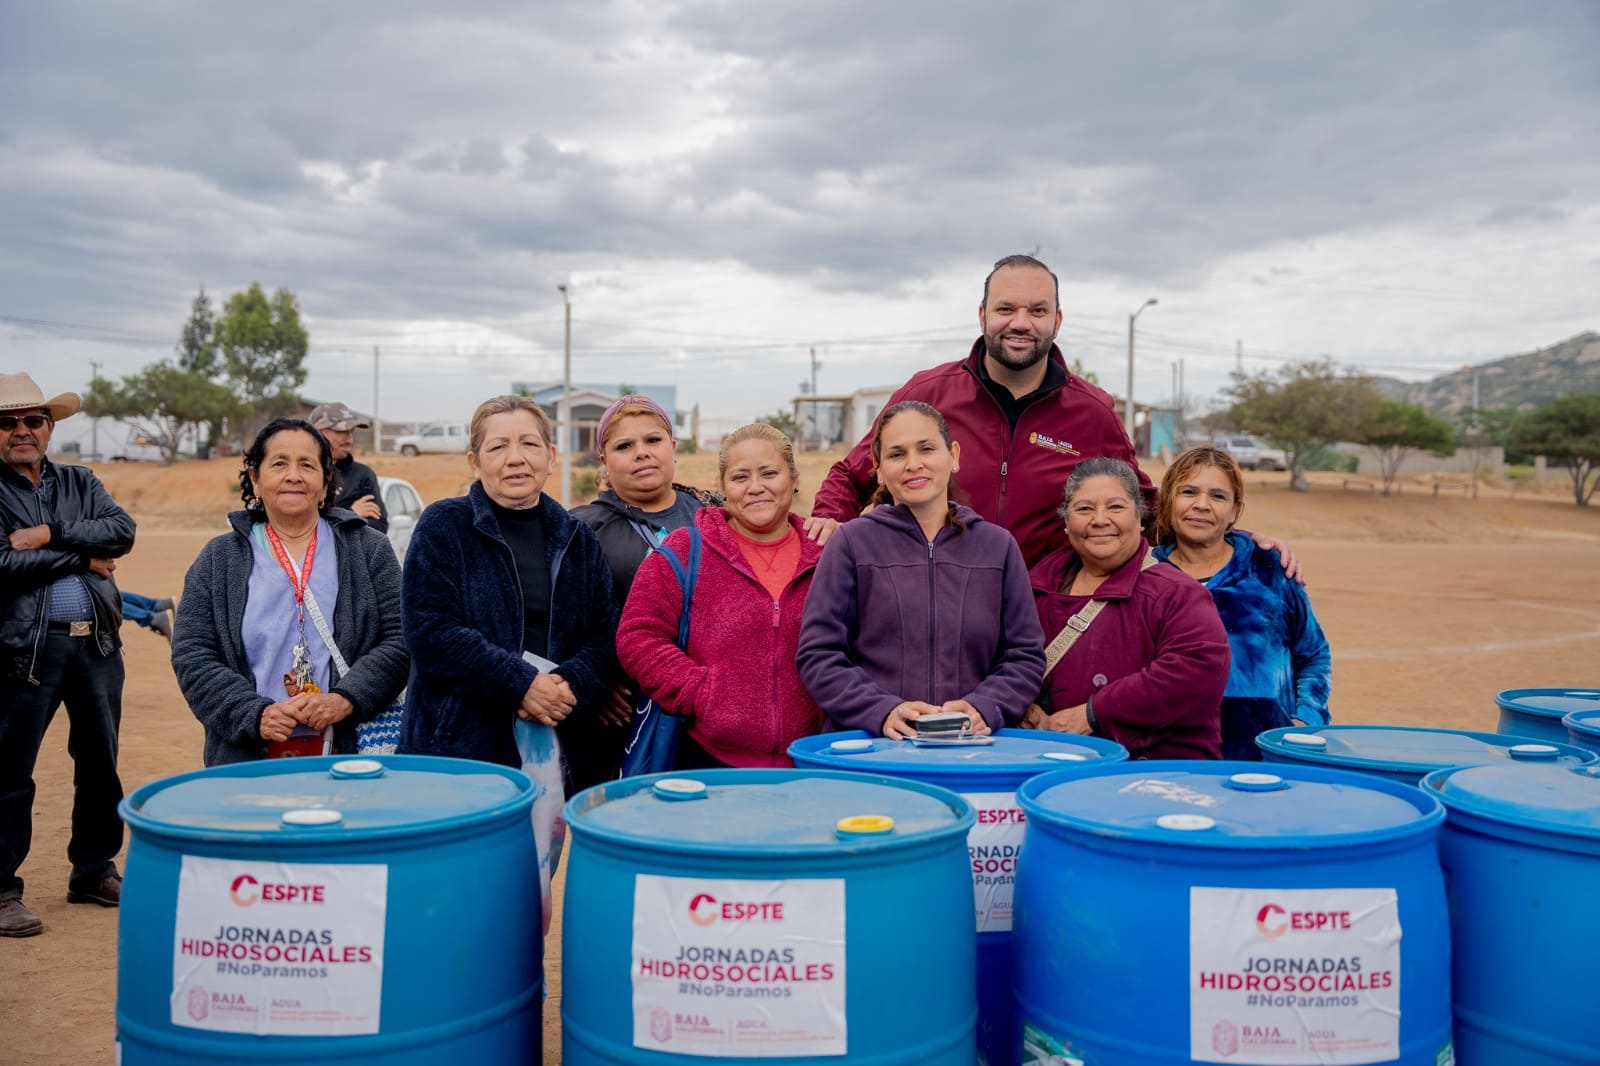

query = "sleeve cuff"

[{"left": 1085, "top": 695, "right": 1099, "bottom": 733}]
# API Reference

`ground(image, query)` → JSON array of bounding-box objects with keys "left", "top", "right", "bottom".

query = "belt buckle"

[{"left": 69, "top": 621, "right": 92, "bottom": 637}]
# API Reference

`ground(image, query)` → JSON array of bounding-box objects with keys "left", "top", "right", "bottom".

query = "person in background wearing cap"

[
  {"left": 309, "top": 402, "right": 386, "bottom": 533},
  {"left": 571, "top": 394, "right": 838, "bottom": 791},
  {"left": 0, "top": 373, "right": 135, "bottom": 937}
]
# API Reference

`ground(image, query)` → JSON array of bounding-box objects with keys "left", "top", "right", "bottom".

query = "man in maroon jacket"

[{"left": 813, "top": 254, "right": 1153, "bottom": 567}]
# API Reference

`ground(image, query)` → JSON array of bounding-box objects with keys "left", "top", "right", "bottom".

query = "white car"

[
  {"left": 395, "top": 423, "right": 467, "bottom": 456},
  {"left": 1214, "top": 435, "right": 1288, "bottom": 471},
  {"left": 378, "top": 476, "right": 426, "bottom": 562}
]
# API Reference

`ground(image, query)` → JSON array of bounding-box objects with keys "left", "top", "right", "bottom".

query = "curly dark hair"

[{"left": 239, "top": 418, "right": 341, "bottom": 517}]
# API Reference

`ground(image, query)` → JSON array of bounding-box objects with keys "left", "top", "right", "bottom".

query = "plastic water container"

[
  {"left": 1422, "top": 761, "right": 1600, "bottom": 1064},
  {"left": 1014, "top": 761, "right": 1453, "bottom": 1066},
  {"left": 1256, "top": 723, "right": 1595, "bottom": 785},
  {"left": 1495, "top": 687, "right": 1600, "bottom": 744},
  {"left": 788, "top": 728, "right": 1126, "bottom": 1066},
  {"left": 561, "top": 769, "right": 976, "bottom": 1064},
  {"left": 116, "top": 756, "right": 541, "bottom": 1065},
  {"left": 1562, "top": 708, "right": 1600, "bottom": 756}
]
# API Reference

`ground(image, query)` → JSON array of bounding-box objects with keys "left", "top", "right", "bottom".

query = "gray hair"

[{"left": 1058, "top": 457, "right": 1146, "bottom": 520}]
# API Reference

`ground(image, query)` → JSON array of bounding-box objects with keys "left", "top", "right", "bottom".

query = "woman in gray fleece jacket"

[{"left": 172, "top": 419, "right": 409, "bottom": 766}]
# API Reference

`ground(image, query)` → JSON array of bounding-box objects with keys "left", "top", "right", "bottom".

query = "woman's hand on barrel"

[
  {"left": 289, "top": 691, "right": 355, "bottom": 731},
  {"left": 940, "top": 699, "right": 991, "bottom": 736},
  {"left": 258, "top": 701, "right": 300, "bottom": 742},
  {"left": 1037, "top": 703, "right": 1093, "bottom": 735},
  {"left": 520, "top": 672, "right": 578, "bottom": 726},
  {"left": 881, "top": 701, "right": 942, "bottom": 740}
]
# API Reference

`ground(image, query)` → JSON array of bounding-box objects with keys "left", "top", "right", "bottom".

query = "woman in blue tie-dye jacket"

[{"left": 1152, "top": 447, "right": 1331, "bottom": 760}]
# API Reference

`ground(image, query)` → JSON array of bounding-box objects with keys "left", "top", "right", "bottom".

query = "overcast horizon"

[{"left": 4, "top": 2, "right": 1597, "bottom": 430}]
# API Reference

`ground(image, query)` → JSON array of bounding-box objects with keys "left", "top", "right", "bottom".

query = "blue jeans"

[
  {"left": 119, "top": 591, "right": 159, "bottom": 628},
  {"left": 0, "top": 630, "right": 125, "bottom": 898}
]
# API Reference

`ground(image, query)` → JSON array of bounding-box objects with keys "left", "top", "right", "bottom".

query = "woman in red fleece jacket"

[{"left": 617, "top": 424, "right": 829, "bottom": 768}]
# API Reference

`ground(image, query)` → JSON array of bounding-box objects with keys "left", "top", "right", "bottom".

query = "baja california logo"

[
  {"left": 651, "top": 1008, "right": 672, "bottom": 1043},
  {"left": 187, "top": 986, "right": 209, "bottom": 1021},
  {"left": 1028, "top": 431, "right": 1080, "bottom": 456},
  {"left": 1212, "top": 1019, "right": 1239, "bottom": 1057}
]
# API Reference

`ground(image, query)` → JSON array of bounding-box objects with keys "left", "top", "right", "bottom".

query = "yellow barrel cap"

[{"left": 836, "top": 814, "right": 895, "bottom": 836}]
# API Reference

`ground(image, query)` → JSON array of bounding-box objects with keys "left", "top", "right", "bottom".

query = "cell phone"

[{"left": 914, "top": 710, "right": 972, "bottom": 736}]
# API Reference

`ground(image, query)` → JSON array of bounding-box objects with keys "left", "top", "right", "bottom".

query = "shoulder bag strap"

[
  {"left": 654, "top": 527, "right": 701, "bottom": 650},
  {"left": 301, "top": 585, "right": 352, "bottom": 679},
  {"left": 1042, "top": 553, "right": 1160, "bottom": 676}
]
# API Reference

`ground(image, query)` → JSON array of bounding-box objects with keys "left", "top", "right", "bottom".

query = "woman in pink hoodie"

[{"left": 617, "top": 424, "right": 834, "bottom": 768}]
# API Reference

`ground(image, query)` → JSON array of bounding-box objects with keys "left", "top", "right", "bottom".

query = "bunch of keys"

[{"left": 265, "top": 640, "right": 329, "bottom": 758}]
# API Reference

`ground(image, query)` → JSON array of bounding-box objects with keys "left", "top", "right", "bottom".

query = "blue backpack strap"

[{"left": 656, "top": 527, "right": 702, "bottom": 649}]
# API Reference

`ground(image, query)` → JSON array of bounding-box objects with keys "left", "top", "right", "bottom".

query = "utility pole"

[
  {"left": 1171, "top": 362, "right": 1179, "bottom": 405},
  {"left": 809, "top": 346, "right": 821, "bottom": 450},
  {"left": 1472, "top": 371, "right": 1480, "bottom": 410},
  {"left": 1235, "top": 339, "right": 1243, "bottom": 375},
  {"left": 372, "top": 346, "right": 381, "bottom": 455},
  {"left": 1126, "top": 298, "right": 1158, "bottom": 453},
  {"left": 89, "top": 360, "right": 102, "bottom": 461},
  {"left": 1178, "top": 358, "right": 1187, "bottom": 441},
  {"left": 558, "top": 283, "right": 572, "bottom": 507}
]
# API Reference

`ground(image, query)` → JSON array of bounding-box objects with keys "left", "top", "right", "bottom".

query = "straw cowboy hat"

[{"left": 0, "top": 373, "right": 82, "bottom": 420}]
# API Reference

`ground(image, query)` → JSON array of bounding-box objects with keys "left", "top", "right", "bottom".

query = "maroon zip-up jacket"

[{"left": 812, "top": 341, "right": 1155, "bottom": 568}]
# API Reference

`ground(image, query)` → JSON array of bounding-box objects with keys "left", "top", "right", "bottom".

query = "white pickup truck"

[
  {"left": 1215, "top": 435, "right": 1288, "bottom": 471},
  {"left": 395, "top": 423, "right": 468, "bottom": 457}
]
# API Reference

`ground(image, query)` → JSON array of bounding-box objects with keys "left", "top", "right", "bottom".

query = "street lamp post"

[
  {"left": 558, "top": 282, "right": 572, "bottom": 506},
  {"left": 1126, "top": 297, "right": 1158, "bottom": 453}
]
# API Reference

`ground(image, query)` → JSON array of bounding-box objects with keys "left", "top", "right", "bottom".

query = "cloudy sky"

[{"left": 3, "top": 1, "right": 1596, "bottom": 436}]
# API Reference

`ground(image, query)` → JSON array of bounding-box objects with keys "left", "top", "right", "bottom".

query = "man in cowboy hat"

[
  {"left": 0, "top": 372, "right": 135, "bottom": 937},
  {"left": 308, "top": 401, "right": 387, "bottom": 533}
]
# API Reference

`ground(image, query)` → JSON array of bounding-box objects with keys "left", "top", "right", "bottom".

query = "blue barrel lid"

[
  {"left": 565, "top": 768, "right": 972, "bottom": 856},
  {"left": 120, "top": 755, "right": 533, "bottom": 844},
  {"left": 1018, "top": 760, "right": 1441, "bottom": 849},
  {"left": 788, "top": 728, "right": 1128, "bottom": 779},
  {"left": 1256, "top": 724, "right": 1595, "bottom": 776},
  {"left": 1563, "top": 708, "right": 1600, "bottom": 739},
  {"left": 1494, "top": 687, "right": 1600, "bottom": 720},
  {"left": 1422, "top": 762, "right": 1600, "bottom": 840}
]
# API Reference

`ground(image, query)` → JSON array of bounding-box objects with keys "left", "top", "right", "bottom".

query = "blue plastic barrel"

[
  {"left": 561, "top": 769, "right": 976, "bottom": 1064},
  {"left": 116, "top": 756, "right": 541, "bottom": 1065},
  {"left": 1495, "top": 687, "right": 1600, "bottom": 744},
  {"left": 788, "top": 728, "right": 1126, "bottom": 1066},
  {"left": 1014, "top": 761, "right": 1453, "bottom": 1066},
  {"left": 1422, "top": 761, "right": 1600, "bottom": 1064},
  {"left": 1563, "top": 709, "right": 1600, "bottom": 756},
  {"left": 1257, "top": 723, "right": 1595, "bottom": 785}
]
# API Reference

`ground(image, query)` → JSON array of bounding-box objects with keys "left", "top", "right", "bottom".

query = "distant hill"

[{"left": 1394, "top": 332, "right": 1600, "bottom": 414}]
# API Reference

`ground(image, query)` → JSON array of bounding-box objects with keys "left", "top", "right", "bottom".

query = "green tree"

[
  {"left": 217, "top": 283, "right": 309, "bottom": 439},
  {"left": 1362, "top": 401, "right": 1456, "bottom": 496},
  {"left": 1513, "top": 393, "right": 1600, "bottom": 506},
  {"left": 1223, "top": 359, "right": 1384, "bottom": 490},
  {"left": 761, "top": 409, "right": 799, "bottom": 438},
  {"left": 178, "top": 287, "right": 219, "bottom": 375},
  {"left": 81, "top": 362, "right": 239, "bottom": 464}
]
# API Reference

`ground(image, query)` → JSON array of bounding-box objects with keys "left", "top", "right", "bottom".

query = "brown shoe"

[
  {"left": 0, "top": 897, "right": 43, "bottom": 937},
  {"left": 67, "top": 870, "right": 121, "bottom": 907}
]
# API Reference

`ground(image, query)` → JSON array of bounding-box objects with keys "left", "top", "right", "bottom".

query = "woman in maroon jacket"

[
  {"left": 617, "top": 424, "right": 828, "bottom": 768},
  {"left": 1026, "top": 457, "right": 1229, "bottom": 759}
]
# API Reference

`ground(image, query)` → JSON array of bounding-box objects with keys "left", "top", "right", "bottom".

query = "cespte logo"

[
  {"left": 231, "top": 874, "right": 261, "bottom": 907},
  {"left": 687, "top": 893, "right": 785, "bottom": 927},
  {"left": 1257, "top": 902, "right": 1352, "bottom": 937}
]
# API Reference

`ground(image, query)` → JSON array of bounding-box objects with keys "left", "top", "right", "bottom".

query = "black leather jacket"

[{"left": 0, "top": 457, "right": 136, "bottom": 682}]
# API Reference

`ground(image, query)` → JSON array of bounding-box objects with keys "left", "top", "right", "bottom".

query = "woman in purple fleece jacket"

[{"left": 797, "top": 402, "right": 1045, "bottom": 738}]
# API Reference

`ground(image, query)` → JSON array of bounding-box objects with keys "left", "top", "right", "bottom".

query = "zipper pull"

[
  {"left": 1001, "top": 461, "right": 1008, "bottom": 478},
  {"left": 772, "top": 600, "right": 780, "bottom": 628}
]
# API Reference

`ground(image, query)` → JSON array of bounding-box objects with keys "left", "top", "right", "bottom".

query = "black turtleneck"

[
  {"left": 976, "top": 353, "right": 1067, "bottom": 432},
  {"left": 490, "top": 498, "right": 551, "bottom": 657}
]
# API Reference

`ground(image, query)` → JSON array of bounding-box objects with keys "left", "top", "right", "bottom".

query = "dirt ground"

[{"left": 3, "top": 455, "right": 1598, "bottom": 1065}]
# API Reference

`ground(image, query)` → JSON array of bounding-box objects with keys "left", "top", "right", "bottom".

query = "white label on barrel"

[
  {"left": 169, "top": 856, "right": 387, "bottom": 1035},
  {"left": 1189, "top": 887, "right": 1401, "bottom": 1064},
  {"left": 966, "top": 791, "right": 1025, "bottom": 933},
  {"left": 632, "top": 874, "right": 846, "bottom": 1056}
]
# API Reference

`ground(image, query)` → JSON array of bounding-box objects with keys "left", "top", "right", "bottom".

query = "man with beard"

[
  {"left": 0, "top": 373, "right": 135, "bottom": 936},
  {"left": 813, "top": 254, "right": 1152, "bottom": 567},
  {"left": 309, "top": 402, "right": 387, "bottom": 533}
]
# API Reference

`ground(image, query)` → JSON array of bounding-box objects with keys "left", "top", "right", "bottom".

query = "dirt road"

[{"left": 3, "top": 459, "right": 1597, "bottom": 1064}]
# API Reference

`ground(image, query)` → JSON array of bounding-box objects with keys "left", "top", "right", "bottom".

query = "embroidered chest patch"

[{"left": 1028, "top": 431, "right": 1080, "bottom": 456}]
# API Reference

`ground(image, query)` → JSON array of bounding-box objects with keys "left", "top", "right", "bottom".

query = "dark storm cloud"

[{"left": 0, "top": 0, "right": 1596, "bottom": 330}]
